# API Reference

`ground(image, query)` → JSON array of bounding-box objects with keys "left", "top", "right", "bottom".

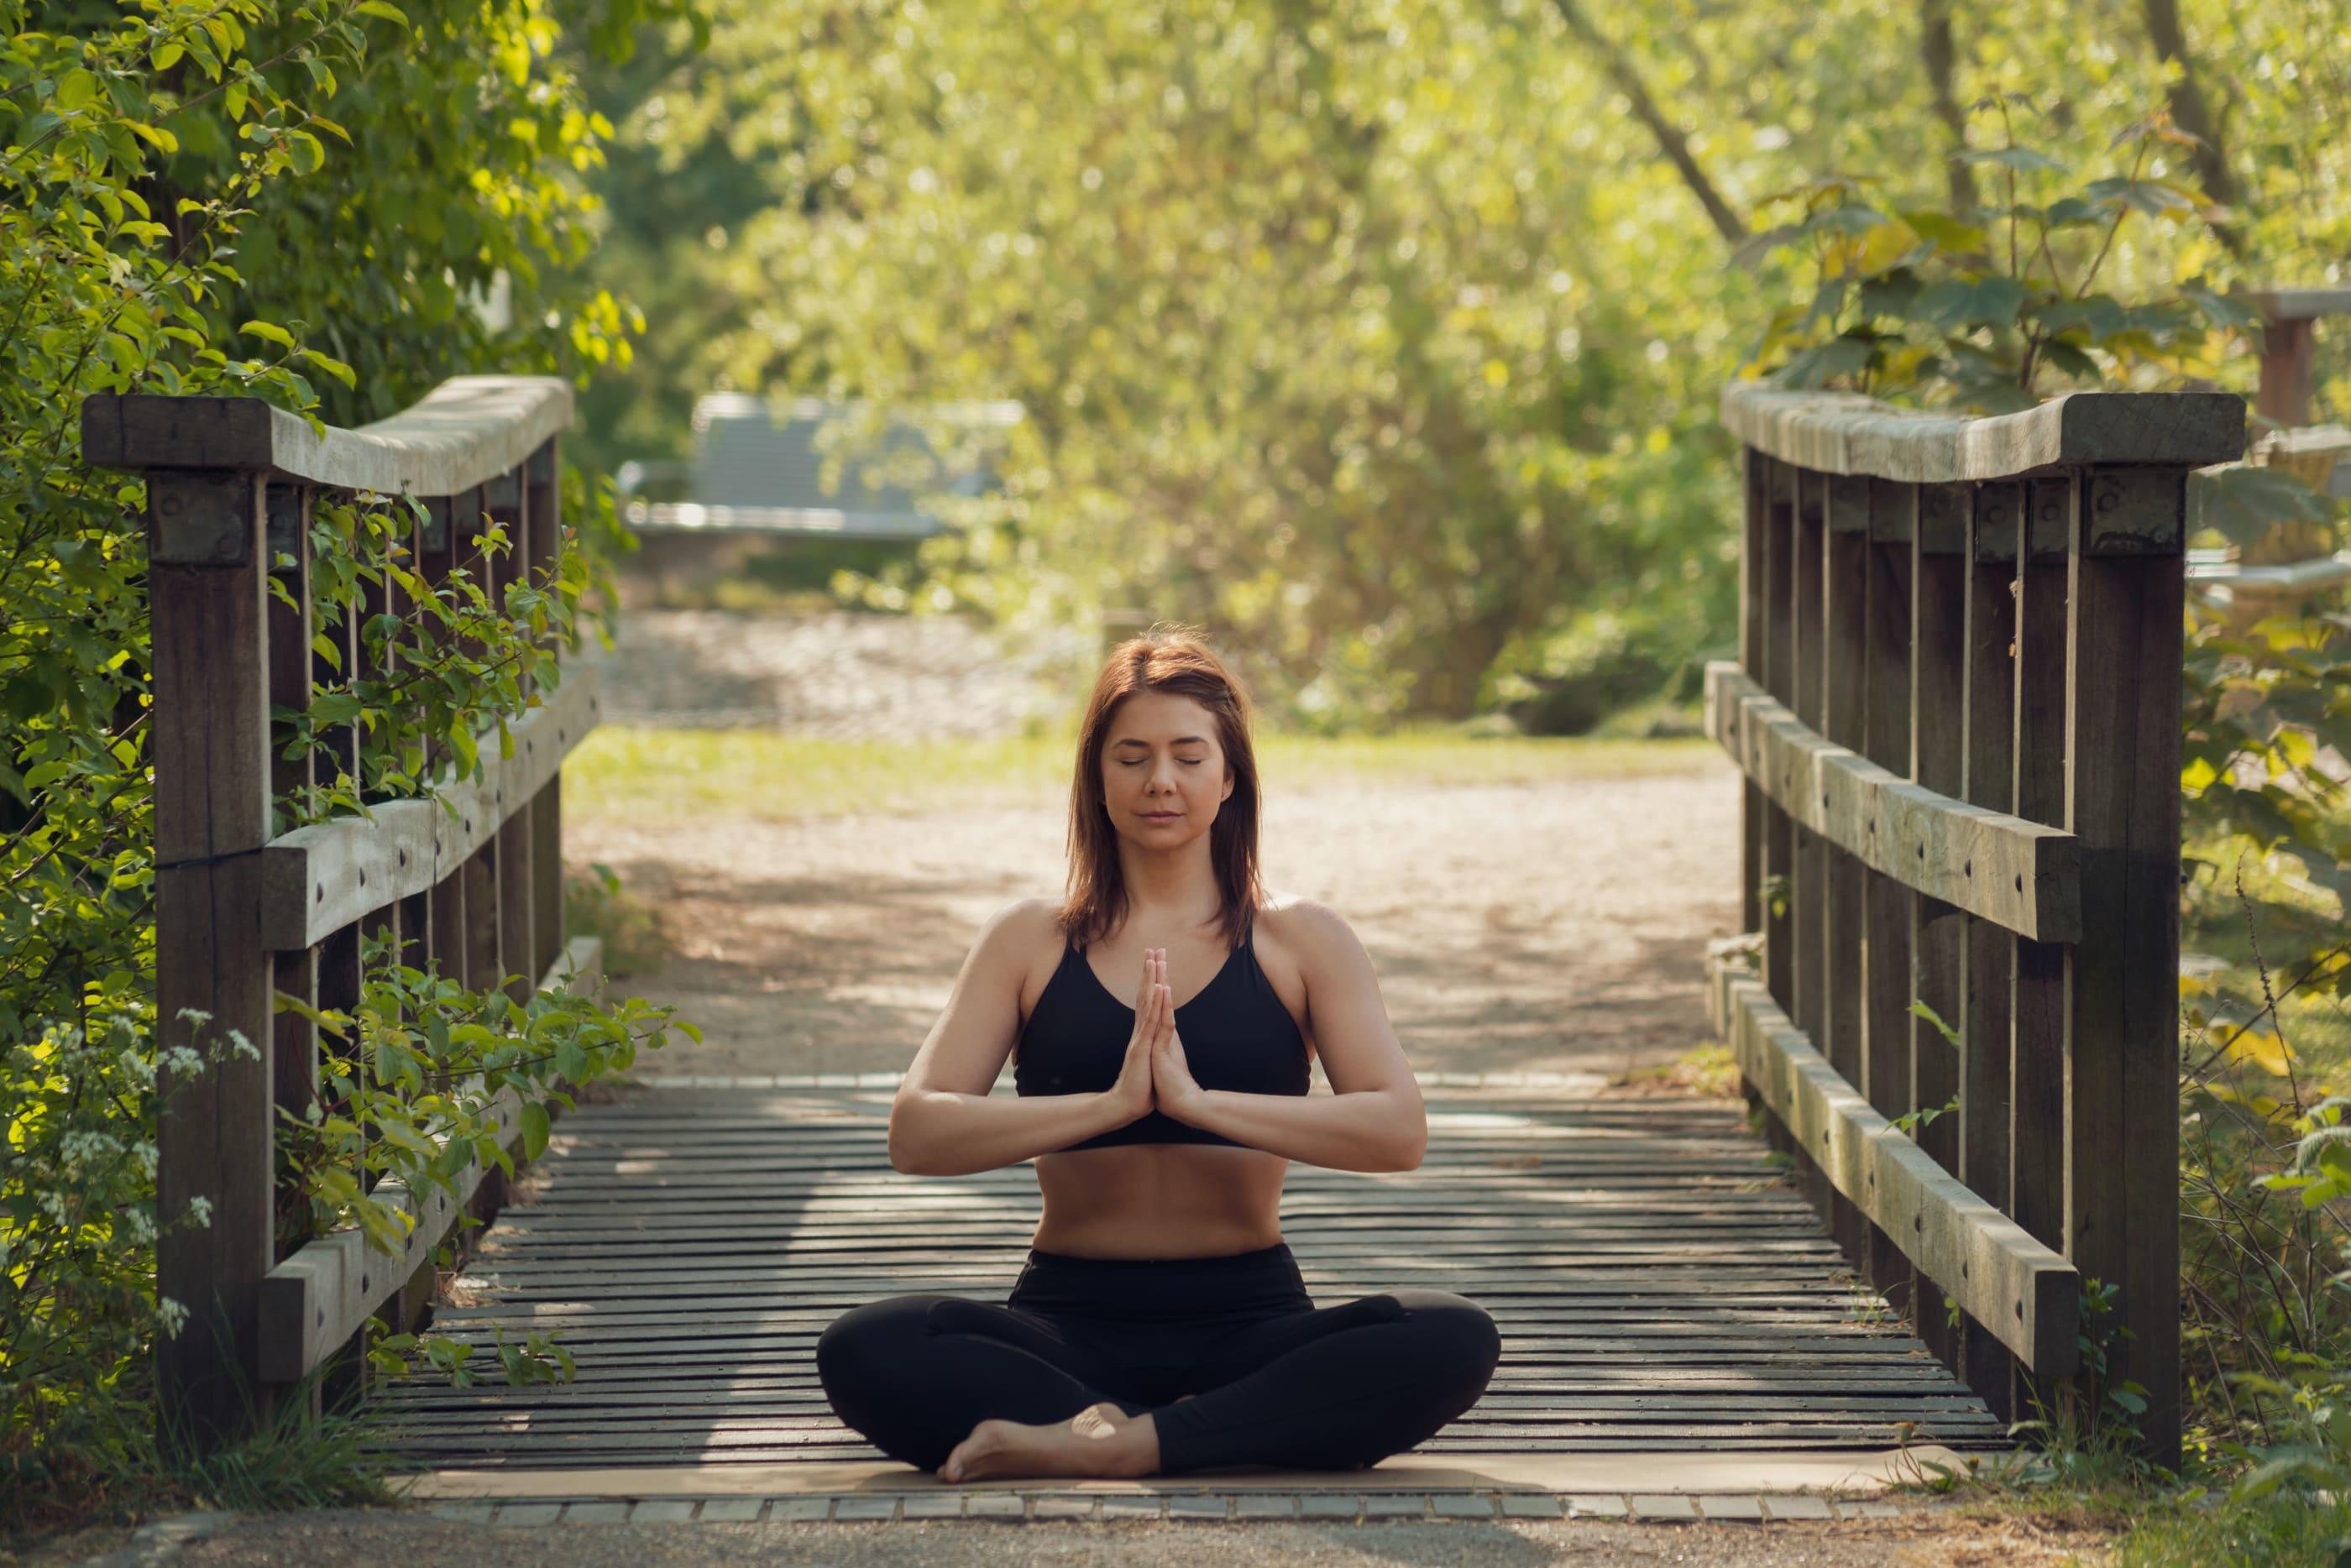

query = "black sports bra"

[{"left": 1013, "top": 911, "right": 1310, "bottom": 1151}]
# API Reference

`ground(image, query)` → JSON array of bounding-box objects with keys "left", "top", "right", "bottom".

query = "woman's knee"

[
  {"left": 1390, "top": 1290, "right": 1501, "bottom": 1385},
  {"left": 815, "top": 1293, "right": 945, "bottom": 1393}
]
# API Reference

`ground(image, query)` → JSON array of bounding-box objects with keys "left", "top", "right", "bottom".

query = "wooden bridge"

[{"left": 91, "top": 371, "right": 2239, "bottom": 1492}]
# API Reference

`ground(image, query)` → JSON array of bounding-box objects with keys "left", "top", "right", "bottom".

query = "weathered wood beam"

[
  {"left": 257, "top": 935, "right": 605, "bottom": 1384},
  {"left": 1707, "top": 958, "right": 2079, "bottom": 1376},
  {"left": 1704, "top": 661, "right": 2079, "bottom": 941},
  {"left": 258, "top": 663, "right": 601, "bottom": 952},
  {"left": 82, "top": 377, "right": 573, "bottom": 499},
  {"left": 1720, "top": 384, "right": 2244, "bottom": 483}
]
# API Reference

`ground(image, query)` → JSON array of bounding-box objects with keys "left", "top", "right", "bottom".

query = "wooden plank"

[
  {"left": 1718, "top": 384, "right": 2244, "bottom": 482},
  {"left": 1710, "top": 967, "right": 2078, "bottom": 1375},
  {"left": 258, "top": 935, "right": 604, "bottom": 1382},
  {"left": 2062, "top": 475, "right": 2186, "bottom": 1464},
  {"left": 1704, "top": 662, "right": 2078, "bottom": 940},
  {"left": 81, "top": 378, "right": 573, "bottom": 498},
  {"left": 372, "top": 1081, "right": 2003, "bottom": 1468},
  {"left": 256, "top": 663, "right": 600, "bottom": 950}
]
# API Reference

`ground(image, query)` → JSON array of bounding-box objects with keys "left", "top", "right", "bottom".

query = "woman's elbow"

[
  {"left": 886, "top": 1100, "right": 936, "bottom": 1175},
  {"left": 1389, "top": 1107, "right": 1428, "bottom": 1172}
]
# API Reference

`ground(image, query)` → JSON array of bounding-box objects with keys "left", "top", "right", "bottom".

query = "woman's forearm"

[
  {"left": 1173, "top": 1087, "right": 1425, "bottom": 1172},
  {"left": 888, "top": 1088, "right": 1136, "bottom": 1175}
]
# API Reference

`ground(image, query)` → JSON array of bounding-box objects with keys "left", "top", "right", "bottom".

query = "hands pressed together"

[{"left": 1107, "top": 948, "right": 1204, "bottom": 1125}]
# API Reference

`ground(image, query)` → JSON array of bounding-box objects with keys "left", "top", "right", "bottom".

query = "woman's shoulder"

[{"left": 1252, "top": 890, "right": 1358, "bottom": 956}]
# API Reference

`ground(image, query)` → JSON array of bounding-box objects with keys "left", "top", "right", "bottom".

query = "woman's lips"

[{"left": 1143, "top": 811, "right": 1181, "bottom": 820}]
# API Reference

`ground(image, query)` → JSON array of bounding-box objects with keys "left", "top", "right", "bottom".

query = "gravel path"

[
  {"left": 567, "top": 767, "right": 1741, "bottom": 1082},
  {"left": 568, "top": 609, "right": 1746, "bottom": 1083},
  {"left": 141, "top": 1507, "right": 2105, "bottom": 1566}
]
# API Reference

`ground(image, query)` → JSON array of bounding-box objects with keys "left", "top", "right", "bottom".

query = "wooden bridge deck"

[{"left": 374, "top": 1083, "right": 2007, "bottom": 1471}]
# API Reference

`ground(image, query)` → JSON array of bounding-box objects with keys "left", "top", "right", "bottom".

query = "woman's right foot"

[{"left": 940, "top": 1403, "right": 1160, "bottom": 1482}]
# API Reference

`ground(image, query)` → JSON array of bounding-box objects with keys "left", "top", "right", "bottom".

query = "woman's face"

[{"left": 1099, "top": 690, "right": 1234, "bottom": 849}]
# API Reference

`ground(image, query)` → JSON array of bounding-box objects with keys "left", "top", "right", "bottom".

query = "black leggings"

[{"left": 814, "top": 1241, "right": 1500, "bottom": 1475}]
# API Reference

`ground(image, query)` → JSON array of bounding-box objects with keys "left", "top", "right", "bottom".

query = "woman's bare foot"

[{"left": 939, "top": 1403, "right": 1160, "bottom": 1482}]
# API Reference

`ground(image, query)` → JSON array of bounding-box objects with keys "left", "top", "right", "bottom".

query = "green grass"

[{"left": 563, "top": 723, "right": 1726, "bottom": 828}]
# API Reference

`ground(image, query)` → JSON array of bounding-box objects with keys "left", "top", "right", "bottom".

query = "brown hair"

[{"left": 1060, "top": 625, "right": 1264, "bottom": 952}]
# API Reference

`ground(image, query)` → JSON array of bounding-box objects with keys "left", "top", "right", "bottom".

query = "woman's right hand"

[{"left": 1105, "top": 949, "right": 1169, "bottom": 1123}]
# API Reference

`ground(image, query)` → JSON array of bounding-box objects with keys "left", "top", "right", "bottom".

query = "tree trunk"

[
  {"left": 2139, "top": 0, "right": 2245, "bottom": 256},
  {"left": 1918, "top": 0, "right": 1979, "bottom": 214}
]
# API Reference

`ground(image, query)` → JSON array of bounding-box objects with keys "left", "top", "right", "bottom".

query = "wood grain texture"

[
  {"left": 82, "top": 378, "right": 573, "bottom": 498},
  {"left": 258, "top": 936, "right": 604, "bottom": 1382},
  {"left": 1710, "top": 967, "right": 2078, "bottom": 1375},
  {"left": 1719, "top": 384, "right": 2243, "bottom": 483},
  {"left": 257, "top": 663, "right": 600, "bottom": 951},
  {"left": 1704, "top": 663, "right": 2079, "bottom": 940},
  {"left": 371, "top": 1083, "right": 2008, "bottom": 1467}
]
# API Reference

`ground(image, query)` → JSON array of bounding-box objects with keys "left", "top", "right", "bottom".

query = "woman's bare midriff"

[{"left": 1029, "top": 1142, "right": 1289, "bottom": 1257}]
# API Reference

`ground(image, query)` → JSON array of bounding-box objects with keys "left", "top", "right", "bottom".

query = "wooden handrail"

[
  {"left": 83, "top": 376, "right": 571, "bottom": 496},
  {"left": 1721, "top": 383, "right": 2244, "bottom": 483}
]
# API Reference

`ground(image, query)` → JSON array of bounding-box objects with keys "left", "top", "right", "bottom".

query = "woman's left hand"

[{"left": 1152, "top": 1020, "right": 1207, "bottom": 1121}]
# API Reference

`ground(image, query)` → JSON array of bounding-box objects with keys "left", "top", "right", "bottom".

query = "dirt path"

[{"left": 569, "top": 611, "right": 1742, "bottom": 1083}]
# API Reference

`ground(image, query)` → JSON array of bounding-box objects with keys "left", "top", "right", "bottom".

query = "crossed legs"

[{"left": 815, "top": 1288, "right": 1500, "bottom": 1478}]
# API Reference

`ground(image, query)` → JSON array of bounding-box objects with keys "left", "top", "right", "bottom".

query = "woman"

[{"left": 815, "top": 630, "right": 1500, "bottom": 1482}]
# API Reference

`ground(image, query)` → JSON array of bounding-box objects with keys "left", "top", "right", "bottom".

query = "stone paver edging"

[{"left": 427, "top": 1492, "right": 1914, "bottom": 1526}]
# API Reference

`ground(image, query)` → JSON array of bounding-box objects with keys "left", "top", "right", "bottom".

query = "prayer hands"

[{"left": 1107, "top": 949, "right": 1169, "bottom": 1123}]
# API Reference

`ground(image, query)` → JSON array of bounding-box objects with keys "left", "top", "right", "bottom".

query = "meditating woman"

[{"left": 815, "top": 630, "right": 1501, "bottom": 1482}]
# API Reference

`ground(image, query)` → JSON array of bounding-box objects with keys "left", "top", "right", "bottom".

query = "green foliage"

[
  {"left": 1741, "top": 104, "right": 2249, "bottom": 412},
  {"left": 0, "top": 0, "right": 699, "bottom": 1511}
]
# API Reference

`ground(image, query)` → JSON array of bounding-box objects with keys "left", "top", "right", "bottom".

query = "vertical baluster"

[
  {"left": 489, "top": 465, "right": 536, "bottom": 1002},
  {"left": 1958, "top": 478, "right": 2020, "bottom": 1419},
  {"left": 1739, "top": 451, "right": 1767, "bottom": 937},
  {"left": 1788, "top": 470, "right": 1832, "bottom": 1220},
  {"left": 2064, "top": 466, "right": 2187, "bottom": 1466},
  {"left": 1762, "top": 459, "right": 1796, "bottom": 1010},
  {"left": 526, "top": 439, "right": 566, "bottom": 983},
  {"left": 414, "top": 494, "right": 455, "bottom": 993},
  {"left": 149, "top": 468, "right": 275, "bottom": 1442},
  {"left": 2010, "top": 477, "right": 2070, "bottom": 1421},
  {"left": 1755, "top": 457, "right": 1799, "bottom": 1168},
  {"left": 453, "top": 484, "right": 503, "bottom": 995},
  {"left": 264, "top": 483, "right": 319, "bottom": 1273},
  {"left": 1860, "top": 477, "right": 1914, "bottom": 1314},
  {"left": 1820, "top": 473, "right": 1871, "bottom": 1267},
  {"left": 1908, "top": 483, "right": 1967, "bottom": 1367}
]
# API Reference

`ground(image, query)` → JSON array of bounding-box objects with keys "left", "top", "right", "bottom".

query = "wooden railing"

[
  {"left": 1701, "top": 383, "right": 2246, "bottom": 1466},
  {"left": 81, "top": 377, "right": 605, "bottom": 1440}
]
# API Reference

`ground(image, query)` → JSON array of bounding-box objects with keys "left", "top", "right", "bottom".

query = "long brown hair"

[{"left": 1060, "top": 626, "right": 1264, "bottom": 952}]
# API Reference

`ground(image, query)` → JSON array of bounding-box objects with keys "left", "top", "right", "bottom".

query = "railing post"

[
  {"left": 2010, "top": 477, "right": 2071, "bottom": 1419},
  {"left": 148, "top": 468, "right": 277, "bottom": 1445},
  {"left": 2063, "top": 465, "right": 2188, "bottom": 1465}
]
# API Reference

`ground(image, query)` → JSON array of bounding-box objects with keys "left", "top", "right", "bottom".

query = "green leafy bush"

[{"left": 0, "top": 0, "right": 701, "bottom": 1520}]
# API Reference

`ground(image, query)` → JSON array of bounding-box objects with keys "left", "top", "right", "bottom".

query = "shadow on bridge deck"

[{"left": 375, "top": 1079, "right": 2003, "bottom": 1494}]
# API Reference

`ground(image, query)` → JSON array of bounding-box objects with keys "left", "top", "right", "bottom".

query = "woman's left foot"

[{"left": 939, "top": 1403, "right": 1160, "bottom": 1482}]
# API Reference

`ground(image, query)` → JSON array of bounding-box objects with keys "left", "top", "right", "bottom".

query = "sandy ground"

[
  {"left": 572, "top": 608, "right": 1746, "bottom": 1084},
  {"left": 567, "top": 769, "right": 1741, "bottom": 1083}
]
